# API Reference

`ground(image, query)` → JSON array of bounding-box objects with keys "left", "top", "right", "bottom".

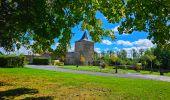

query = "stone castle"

[{"left": 64, "top": 32, "right": 94, "bottom": 65}]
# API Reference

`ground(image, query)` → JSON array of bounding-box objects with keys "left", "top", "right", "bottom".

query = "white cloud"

[
  {"left": 115, "top": 39, "right": 154, "bottom": 48},
  {"left": 132, "top": 39, "right": 154, "bottom": 47},
  {"left": 112, "top": 25, "right": 119, "bottom": 33},
  {"left": 104, "top": 48, "right": 109, "bottom": 52},
  {"left": 116, "top": 39, "right": 154, "bottom": 58},
  {"left": 116, "top": 40, "right": 133, "bottom": 46},
  {"left": 123, "top": 46, "right": 153, "bottom": 58},
  {"left": 102, "top": 40, "right": 112, "bottom": 45},
  {"left": 113, "top": 47, "right": 120, "bottom": 51},
  {"left": 95, "top": 48, "right": 101, "bottom": 53},
  {"left": 0, "top": 46, "right": 32, "bottom": 55},
  {"left": 16, "top": 46, "right": 32, "bottom": 55}
]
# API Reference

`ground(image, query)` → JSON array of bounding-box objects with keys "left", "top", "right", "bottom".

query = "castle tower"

[{"left": 75, "top": 32, "right": 94, "bottom": 65}]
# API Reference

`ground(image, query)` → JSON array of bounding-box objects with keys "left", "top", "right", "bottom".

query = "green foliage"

[
  {"left": 33, "top": 58, "right": 49, "bottom": 65},
  {"left": 0, "top": 51, "right": 3, "bottom": 55},
  {"left": 132, "top": 49, "right": 139, "bottom": 60},
  {"left": 1, "top": 0, "right": 169, "bottom": 55},
  {"left": 134, "top": 63, "right": 142, "bottom": 72},
  {"left": 154, "top": 46, "right": 170, "bottom": 69},
  {"left": 110, "top": 54, "right": 118, "bottom": 63},
  {"left": 52, "top": 60, "right": 64, "bottom": 66},
  {"left": 0, "top": 0, "right": 122, "bottom": 54},
  {"left": 0, "top": 55, "right": 25, "bottom": 68},
  {"left": 139, "top": 46, "right": 170, "bottom": 72},
  {"left": 100, "top": 61, "right": 107, "bottom": 69},
  {"left": 100, "top": 55, "right": 111, "bottom": 65},
  {"left": 118, "top": 0, "right": 170, "bottom": 46},
  {"left": 117, "top": 50, "right": 127, "bottom": 60}
]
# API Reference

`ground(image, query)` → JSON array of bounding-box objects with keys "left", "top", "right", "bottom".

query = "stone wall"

[
  {"left": 75, "top": 40, "right": 94, "bottom": 65},
  {"left": 64, "top": 52, "right": 80, "bottom": 65}
]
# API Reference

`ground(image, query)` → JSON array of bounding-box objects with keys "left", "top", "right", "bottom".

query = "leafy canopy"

[{"left": 0, "top": 0, "right": 169, "bottom": 55}]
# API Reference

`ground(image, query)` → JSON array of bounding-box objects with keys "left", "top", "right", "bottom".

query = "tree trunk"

[
  {"left": 115, "top": 62, "right": 118, "bottom": 73},
  {"left": 150, "top": 61, "right": 153, "bottom": 73},
  {"left": 159, "top": 66, "right": 164, "bottom": 75}
]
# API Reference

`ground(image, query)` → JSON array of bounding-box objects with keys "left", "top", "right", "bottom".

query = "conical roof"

[{"left": 80, "top": 31, "right": 88, "bottom": 41}]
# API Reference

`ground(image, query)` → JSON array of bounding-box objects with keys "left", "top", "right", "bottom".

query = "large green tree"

[
  {"left": 118, "top": 0, "right": 170, "bottom": 46},
  {"left": 154, "top": 46, "right": 170, "bottom": 70},
  {"left": 0, "top": 0, "right": 169, "bottom": 55}
]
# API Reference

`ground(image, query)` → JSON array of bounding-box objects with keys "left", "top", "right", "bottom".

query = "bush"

[
  {"left": 130, "top": 63, "right": 142, "bottom": 72},
  {"left": 0, "top": 55, "right": 25, "bottom": 68},
  {"left": 33, "top": 58, "right": 49, "bottom": 65},
  {"left": 52, "top": 60, "right": 64, "bottom": 66},
  {"left": 100, "top": 61, "right": 107, "bottom": 69},
  {"left": 59, "top": 62, "right": 64, "bottom": 66}
]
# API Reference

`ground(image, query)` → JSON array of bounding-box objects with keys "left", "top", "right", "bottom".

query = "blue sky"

[{"left": 67, "top": 11, "right": 154, "bottom": 57}]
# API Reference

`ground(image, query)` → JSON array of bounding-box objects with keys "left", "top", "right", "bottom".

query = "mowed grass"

[
  {"left": 58, "top": 65, "right": 170, "bottom": 76},
  {"left": 0, "top": 68, "right": 170, "bottom": 100},
  {"left": 58, "top": 65, "right": 115, "bottom": 73}
]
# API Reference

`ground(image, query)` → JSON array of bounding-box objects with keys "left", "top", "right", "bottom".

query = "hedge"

[
  {"left": 33, "top": 58, "right": 49, "bottom": 65},
  {"left": 0, "top": 55, "right": 25, "bottom": 68}
]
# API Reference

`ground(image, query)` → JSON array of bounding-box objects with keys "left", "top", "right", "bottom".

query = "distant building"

[{"left": 64, "top": 32, "right": 94, "bottom": 65}]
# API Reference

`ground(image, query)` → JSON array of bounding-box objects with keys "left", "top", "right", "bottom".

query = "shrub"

[
  {"left": 52, "top": 60, "right": 60, "bottom": 65},
  {"left": 100, "top": 61, "right": 107, "bottom": 69},
  {"left": 59, "top": 62, "right": 64, "bottom": 66},
  {"left": 52, "top": 60, "right": 64, "bottom": 66},
  {"left": 0, "top": 55, "right": 25, "bottom": 68},
  {"left": 130, "top": 63, "right": 142, "bottom": 72},
  {"left": 33, "top": 58, "right": 49, "bottom": 65}
]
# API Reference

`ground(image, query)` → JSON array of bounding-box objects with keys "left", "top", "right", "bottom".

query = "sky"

[
  {"left": 0, "top": 11, "right": 154, "bottom": 57},
  {"left": 67, "top": 11, "right": 154, "bottom": 57}
]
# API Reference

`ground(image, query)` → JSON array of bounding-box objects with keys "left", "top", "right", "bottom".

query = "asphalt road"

[{"left": 26, "top": 65, "right": 170, "bottom": 82}]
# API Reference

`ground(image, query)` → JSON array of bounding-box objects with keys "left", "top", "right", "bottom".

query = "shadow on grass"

[
  {"left": 0, "top": 81, "right": 54, "bottom": 100},
  {"left": 22, "top": 96, "right": 54, "bottom": 100},
  {"left": 0, "top": 87, "right": 38, "bottom": 100},
  {"left": 0, "top": 81, "right": 12, "bottom": 86}
]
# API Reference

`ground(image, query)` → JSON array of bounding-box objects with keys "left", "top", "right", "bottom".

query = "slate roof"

[{"left": 79, "top": 31, "right": 88, "bottom": 41}]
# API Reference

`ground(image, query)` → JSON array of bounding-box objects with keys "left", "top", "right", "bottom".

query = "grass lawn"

[
  {"left": 57, "top": 65, "right": 170, "bottom": 76},
  {"left": 0, "top": 68, "right": 170, "bottom": 100}
]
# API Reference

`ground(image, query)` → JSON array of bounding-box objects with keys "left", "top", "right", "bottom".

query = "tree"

[
  {"left": 0, "top": 51, "right": 3, "bottom": 55},
  {"left": 132, "top": 49, "right": 139, "bottom": 60},
  {"left": 139, "top": 49, "right": 144, "bottom": 56},
  {"left": 1, "top": 0, "right": 169, "bottom": 54},
  {"left": 117, "top": 50, "right": 127, "bottom": 59},
  {"left": 94, "top": 51, "right": 99, "bottom": 61},
  {"left": 101, "top": 51, "right": 106, "bottom": 57},
  {"left": 154, "top": 46, "right": 170, "bottom": 75},
  {"left": 118, "top": 0, "right": 170, "bottom": 46},
  {"left": 107, "top": 50, "right": 114, "bottom": 57},
  {"left": 140, "top": 55, "right": 148, "bottom": 70},
  {"left": 144, "top": 49, "right": 156, "bottom": 72},
  {"left": 0, "top": 0, "right": 118, "bottom": 54},
  {"left": 110, "top": 54, "right": 118, "bottom": 73}
]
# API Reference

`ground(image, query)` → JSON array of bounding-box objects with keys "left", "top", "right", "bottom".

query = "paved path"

[{"left": 26, "top": 65, "right": 170, "bottom": 82}]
